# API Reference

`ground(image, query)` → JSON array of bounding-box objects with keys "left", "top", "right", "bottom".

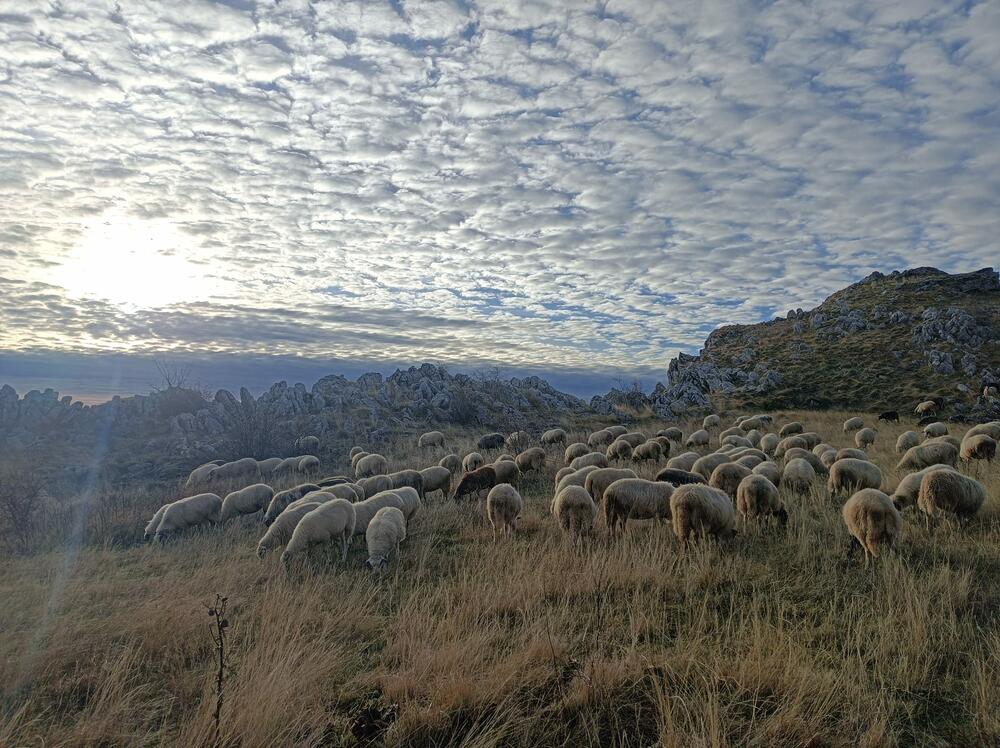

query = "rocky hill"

[{"left": 628, "top": 267, "right": 1000, "bottom": 420}]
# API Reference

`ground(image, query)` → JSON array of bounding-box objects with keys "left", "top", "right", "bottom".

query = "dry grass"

[{"left": 1, "top": 410, "right": 998, "bottom": 746}]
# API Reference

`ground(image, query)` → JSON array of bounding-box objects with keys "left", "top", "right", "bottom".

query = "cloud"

[{"left": 0, "top": 0, "right": 997, "bottom": 392}]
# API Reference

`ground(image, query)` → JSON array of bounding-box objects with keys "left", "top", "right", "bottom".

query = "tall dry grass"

[{"left": 0, "top": 410, "right": 997, "bottom": 746}]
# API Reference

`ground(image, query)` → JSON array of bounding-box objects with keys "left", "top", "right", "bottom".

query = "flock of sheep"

[{"left": 143, "top": 411, "right": 998, "bottom": 570}]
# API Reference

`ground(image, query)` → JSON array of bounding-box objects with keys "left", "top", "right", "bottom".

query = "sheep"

[
  {"left": 365, "top": 506, "right": 407, "bottom": 571},
  {"left": 736, "top": 474, "right": 786, "bottom": 524},
  {"left": 961, "top": 434, "right": 996, "bottom": 463},
  {"left": 388, "top": 469, "right": 424, "bottom": 499},
  {"left": 722, "top": 435, "right": 753, "bottom": 449},
  {"left": 828, "top": 458, "right": 882, "bottom": 496},
  {"left": 965, "top": 421, "right": 1000, "bottom": 441},
  {"left": 349, "top": 446, "right": 365, "bottom": 459},
  {"left": 356, "top": 453, "right": 388, "bottom": 479},
  {"left": 280, "top": 499, "right": 356, "bottom": 565},
  {"left": 515, "top": 447, "right": 546, "bottom": 474},
  {"left": 897, "top": 441, "right": 959, "bottom": 472},
  {"left": 925, "top": 434, "right": 961, "bottom": 451},
  {"left": 896, "top": 431, "right": 921, "bottom": 454},
  {"left": 730, "top": 448, "right": 768, "bottom": 462},
  {"left": 478, "top": 433, "right": 506, "bottom": 450},
  {"left": 256, "top": 501, "right": 320, "bottom": 558},
  {"left": 606, "top": 425, "right": 628, "bottom": 438},
  {"left": 917, "top": 416, "right": 938, "bottom": 427},
  {"left": 915, "top": 400, "right": 937, "bottom": 416},
  {"left": 213, "top": 457, "right": 260, "bottom": 483},
  {"left": 295, "top": 435, "right": 320, "bottom": 454},
  {"left": 843, "top": 417, "right": 864, "bottom": 433},
  {"left": 658, "top": 427, "right": 683, "bottom": 442},
  {"left": 879, "top": 411, "right": 900, "bottom": 422},
  {"left": 321, "top": 484, "right": 362, "bottom": 502},
  {"left": 486, "top": 484, "right": 523, "bottom": 541},
  {"left": 256, "top": 457, "right": 283, "bottom": 476},
  {"left": 418, "top": 430, "right": 445, "bottom": 448},
  {"left": 655, "top": 467, "right": 707, "bottom": 486},
  {"left": 686, "top": 429, "right": 711, "bottom": 449},
  {"left": 452, "top": 465, "right": 497, "bottom": 501},
  {"left": 552, "top": 485, "right": 597, "bottom": 536},
  {"left": 617, "top": 432, "right": 644, "bottom": 448},
  {"left": 317, "top": 475, "right": 352, "bottom": 487},
  {"left": 922, "top": 422, "right": 948, "bottom": 439},
  {"left": 570, "top": 452, "right": 609, "bottom": 471},
  {"left": 666, "top": 451, "right": 700, "bottom": 472},
  {"left": 588, "top": 429, "right": 615, "bottom": 448},
  {"left": 855, "top": 428, "right": 877, "bottom": 449},
  {"left": 774, "top": 436, "right": 808, "bottom": 459},
  {"left": 819, "top": 450, "right": 838, "bottom": 470},
  {"left": 917, "top": 470, "right": 986, "bottom": 520},
  {"left": 836, "top": 448, "right": 868, "bottom": 462},
  {"left": 298, "top": 455, "right": 321, "bottom": 475},
  {"left": 220, "top": 483, "right": 274, "bottom": 523},
  {"left": 350, "top": 451, "right": 370, "bottom": 471},
  {"left": 606, "top": 439, "right": 634, "bottom": 461},
  {"left": 507, "top": 431, "right": 532, "bottom": 450},
  {"left": 812, "top": 442, "right": 835, "bottom": 457},
  {"left": 782, "top": 447, "right": 827, "bottom": 475},
  {"left": 564, "top": 442, "right": 590, "bottom": 463},
  {"left": 493, "top": 459, "right": 521, "bottom": 484},
  {"left": 759, "top": 433, "right": 780, "bottom": 456},
  {"left": 709, "top": 462, "right": 752, "bottom": 500},
  {"left": 554, "top": 466, "right": 601, "bottom": 503},
  {"left": 890, "top": 464, "right": 958, "bottom": 510},
  {"left": 585, "top": 467, "right": 637, "bottom": 505},
  {"left": 781, "top": 458, "right": 816, "bottom": 494},
  {"left": 496, "top": 453, "right": 514, "bottom": 463},
  {"left": 842, "top": 489, "right": 902, "bottom": 562},
  {"left": 554, "top": 466, "right": 574, "bottom": 485},
  {"left": 632, "top": 440, "right": 663, "bottom": 463},
  {"left": 670, "top": 484, "right": 736, "bottom": 545},
  {"left": 459, "top": 451, "right": 483, "bottom": 473},
  {"left": 420, "top": 466, "right": 452, "bottom": 497},
  {"left": 541, "top": 428, "right": 567, "bottom": 446},
  {"left": 703, "top": 414, "right": 721, "bottom": 430},
  {"left": 744, "top": 430, "right": 763, "bottom": 447},
  {"left": 604, "top": 478, "right": 674, "bottom": 533},
  {"left": 692, "top": 453, "right": 732, "bottom": 481},
  {"left": 154, "top": 493, "right": 222, "bottom": 541},
  {"left": 779, "top": 422, "right": 804, "bottom": 438},
  {"left": 351, "top": 489, "right": 416, "bottom": 536},
  {"left": 264, "top": 483, "right": 322, "bottom": 525},
  {"left": 185, "top": 462, "right": 219, "bottom": 488},
  {"left": 143, "top": 504, "right": 169, "bottom": 541},
  {"left": 719, "top": 427, "right": 743, "bottom": 441},
  {"left": 739, "top": 417, "right": 764, "bottom": 431},
  {"left": 439, "top": 453, "right": 462, "bottom": 475},
  {"left": 752, "top": 461, "right": 782, "bottom": 485},
  {"left": 652, "top": 436, "right": 674, "bottom": 456},
  {"left": 359, "top": 474, "right": 394, "bottom": 498}
]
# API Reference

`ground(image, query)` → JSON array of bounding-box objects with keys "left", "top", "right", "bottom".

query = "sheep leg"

[
  {"left": 846, "top": 536, "right": 861, "bottom": 562},
  {"left": 340, "top": 531, "right": 349, "bottom": 562}
]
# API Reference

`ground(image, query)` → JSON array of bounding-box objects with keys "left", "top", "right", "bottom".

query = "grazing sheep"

[
  {"left": 965, "top": 421, "right": 1000, "bottom": 441},
  {"left": 358, "top": 475, "right": 394, "bottom": 499},
  {"left": 143, "top": 504, "right": 169, "bottom": 541},
  {"left": 418, "top": 430, "right": 445, "bottom": 448},
  {"left": 554, "top": 466, "right": 574, "bottom": 485},
  {"left": 588, "top": 429, "right": 615, "bottom": 448},
  {"left": 213, "top": 457, "right": 260, "bottom": 483},
  {"left": 759, "top": 433, "right": 780, "bottom": 456},
  {"left": 915, "top": 400, "right": 937, "bottom": 416},
  {"left": 281, "top": 499, "right": 356, "bottom": 565},
  {"left": 703, "top": 414, "right": 722, "bottom": 430},
  {"left": 439, "top": 453, "right": 462, "bottom": 475},
  {"left": 655, "top": 467, "right": 707, "bottom": 486},
  {"left": 686, "top": 429, "right": 711, "bottom": 449},
  {"left": 736, "top": 474, "right": 786, "bottom": 524},
  {"left": 752, "top": 461, "right": 782, "bottom": 485},
  {"left": 585, "top": 467, "right": 637, "bottom": 505},
  {"left": 478, "top": 433, "right": 506, "bottom": 450},
  {"left": 658, "top": 427, "right": 683, "bottom": 442},
  {"left": 774, "top": 436, "right": 808, "bottom": 459},
  {"left": 879, "top": 411, "right": 899, "bottom": 423},
  {"left": 365, "top": 506, "right": 407, "bottom": 571},
  {"left": 388, "top": 469, "right": 424, "bottom": 499},
  {"left": 463, "top": 452, "right": 485, "bottom": 473},
  {"left": 606, "top": 439, "right": 634, "bottom": 461},
  {"left": 739, "top": 417, "right": 765, "bottom": 431},
  {"left": 515, "top": 447, "right": 546, "bottom": 473},
  {"left": 842, "top": 489, "right": 902, "bottom": 562},
  {"left": 355, "top": 453, "right": 388, "bottom": 479},
  {"left": 256, "top": 457, "right": 283, "bottom": 476},
  {"left": 493, "top": 459, "right": 521, "bottom": 485},
  {"left": 606, "top": 425, "right": 628, "bottom": 438},
  {"left": 666, "top": 452, "right": 700, "bottom": 473},
  {"left": 854, "top": 428, "right": 877, "bottom": 449},
  {"left": 350, "top": 451, "right": 370, "bottom": 472},
  {"left": 782, "top": 447, "right": 827, "bottom": 476},
  {"left": 154, "top": 493, "right": 222, "bottom": 541},
  {"left": 720, "top": 427, "right": 743, "bottom": 441},
  {"left": 542, "top": 428, "right": 568, "bottom": 446},
  {"left": 352, "top": 489, "right": 419, "bottom": 536},
  {"left": 799, "top": 433, "right": 824, "bottom": 450},
  {"left": 295, "top": 436, "right": 320, "bottom": 454},
  {"left": 555, "top": 466, "right": 601, "bottom": 504},
  {"left": 925, "top": 434, "right": 961, "bottom": 451},
  {"left": 220, "top": 483, "right": 275, "bottom": 523},
  {"left": 709, "top": 462, "right": 752, "bottom": 499},
  {"left": 779, "top": 422, "right": 804, "bottom": 438},
  {"left": 917, "top": 470, "right": 986, "bottom": 520},
  {"left": 819, "top": 450, "right": 838, "bottom": 470},
  {"left": 452, "top": 465, "right": 497, "bottom": 501},
  {"left": 923, "top": 422, "right": 948, "bottom": 439},
  {"left": 781, "top": 458, "right": 816, "bottom": 494},
  {"left": 828, "top": 458, "right": 882, "bottom": 496},
  {"left": 486, "top": 484, "right": 523, "bottom": 541},
  {"left": 896, "top": 431, "right": 921, "bottom": 454},
  {"left": 961, "top": 434, "right": 996, "bottom": 463},
  {"left": 256, "top": 501, "right": 320, "bottom": 558},
  {"left": 317, "top": 475, "right": 352, "bottom": 487},
  {"left": 264, "top": 484, "right": 322, "bottom": 525},
  {"left": 744, "top": 430, "right": 763, "bottom": 447},
  {"left": 185, "top": 462, "right": 219, "bottom": 488},
  {"left": 812, "top": 443, "right": 835, "bottom": 457},
  {"left": 836, "top": 448, "right": 868, "bottom": 462},
  {"left": 564, "top": 442, "right": 590, "bottom": 463},
  {"left": 420, "top": 466, "right": 452, "bottom": 497},
  {"left": 891, "top": 464, "right": 958, "bottom": 510},
  {"left": 692, "top": 453, "right": 732, "bottom": 481},
  {"left": 320, "top": 485, "right": 361, "bottom": 502},
  {"left": 298, "top": 455, "right": 321, "bottom": 475},
  {"left": 670, "top": 484, "right": 736, "bottom": 545},
  {"left": 897, "top": 441, "right": 959, "bottom": 472},
  {"left": 604, "top": 478, "right": 674, "bottom": 533},
  {"left": 349, "top": 446, "right": 364, "bottom": 459},
  {"left": 632, "top": 440, "right": 663, "bottom": 463},
  {"left": 552, "top": 485, "right": 597, "bottom": 536},
  {"left": 722, "top": 435, "right": 753, "bottom": 449},
  {"left": 652, "top": 436, "right": 673, "bottom": 456},
  {"left": 570, "top": 452, "right": 609, "bottom": 471},
  {"left": 843, "top": 417, "right": 864, "bottom": 433},
  {"left": 507, "top": 431, "right": 532, "bottom": 450}
]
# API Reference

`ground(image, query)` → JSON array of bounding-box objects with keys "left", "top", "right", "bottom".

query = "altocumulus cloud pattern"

[{"left": 1, "top": 0, "right": 998, "bottom": 380}]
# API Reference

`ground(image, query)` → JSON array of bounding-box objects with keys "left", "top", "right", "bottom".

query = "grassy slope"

[
  {"left": 702, "top": 272, "right": 1000, "bottom": 411},
  {"left": 0, "top": 413, "right": 998, "bottom": 746}
]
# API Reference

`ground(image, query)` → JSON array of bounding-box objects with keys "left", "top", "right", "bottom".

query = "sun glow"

[{"left": 54, "top": 212, "right": 215, "bottom": 308}]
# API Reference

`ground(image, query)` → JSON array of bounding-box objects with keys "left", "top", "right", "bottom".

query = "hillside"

[{"left": 637, "top": 267, "right": 1000, "bottom": 419}]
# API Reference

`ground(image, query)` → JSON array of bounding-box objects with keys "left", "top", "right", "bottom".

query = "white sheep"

[
  {"left": 493, "top": 459, "right": 521, "bottom": 484},
  {"left": 854, "top": 428, "right": 877, "bottom": 449},
  {"left": 349, "top": 451, "right": 369, "bottom": 472},
  {"left": 420, "top": 466, "right": 452, "bottom": 497},
  {"left": 295, "top": 436, "right": 320, "bottom": 454},
  {"left": 185, "top": 462, "right": 219, "bottom": 488},
  {"left": 552, "top": 485, "right": 597, "bottom": 536},
  {"left": 570, "top": 452, "right": 609, "bottom": 471},
  {"left": 564, "top": 442, "right": 590, "bottom": 464},
  {"left": 541, "top": 428, "right": 567, "bottom": 445},
  {"left": 606, "top": 425, "right": 628, "bottom": 438},
  {"left": 515, "top": 447, "right": 546, "bottom": 473},
  {"left": 154, "top": 493, "right": 222, "bottom": 541},
  {"left": 736, "top": 474, "right": 786, "bottom": 524},
  {"left": 585, "top": 467, "right": 637, "bottom": 505},
  {"left": 463, "top": 452, "right": 485, "bottom": 473},
  {"left": 890, "top": 464, "right": 958, "bottom": 509},
  {"left": 774, "top": 436, "right": 808, "bottom": 459},
  {"left": 220, "top": 483, "right": 274, "bottom": 523},
  {"left": 588, "top": 429, "right": 615, "bottom": 448},
  {"left": 658, "top": 427, "right": 683, "bottom": 442},
  {"left": 666, "top": 451, "right": 700, "bottom": 473},
  {"left": 896, "top": 431, "right": 921, "bottom": 454},
  {"left": 691, "top": 453, "right": 732, "bottom": 481},
  {"left": 263, "top": 483, "right": 321, "bottom": 525},
  {"left": 365, "top": 506, "right": 407, "bottom": 571},
  {"left": 606, "top": 439, "right": 634, "bottom": 460},
  {"left": 915, "top": 400, "right": 937, "bottom": 416},
  {"left": 388, "top": 469, "right": 424, "bottom": 498},
  {"left": 355, "top": 453, "right": 389, "bottom": 479},
  {"left": 842, "top": 489, "right": 902, "bottom": 562},
  {"left": 256, "top": 457, "right": 283, "bottom": 476},
  {"left": 819, "top": 450, "right": 838, "bottom": 470},
  {"left": 281, "top": 499, "right": 357, "bottom": 565},
  {"left": 213, "top": 457, "right": 259, "bottom": 483},
  {"left": 349, "top": 446, "right": 365, "bottom": 459},
  {"left": 685, "top": 429, "right": 711, "bottom": 449},
  {"left": 256, "top": 501, "right": 320, "bottom": 558},
  {"left": 703, "top": 414, "right": 721, "bottom": 430},
  {"left": 709, "top": 462, "right": 752, "bottom": 500},
  {"left": 721, "top": 435, "right": 753, "bottom": 449},
  {"left": 486, "top": 483, "right": 523, "bottom": 541},
  {"left": 828, "top": 458, "right": 882, "bottom": 496},
  {"left": 843, "top": 417, "right": 864, "bottom": 433},
  {"left": 960, "top": 434, "right": 996, "bottom": 463},
  {"left": 781, "top": 458, "right": 816, "bottom": 494},
  {"left": 782, "top": 448, "right": 827, "bottom": 476},
  {"left": 439, "top": 453, "right": 462, "bottom": 475},
  {"left": 418, "top": 430, "right": 445, "bottom": 448},
  {"left": 604, "top": 478, "right": 674, "bottom": 533},
  {"left": 836, "top": 448, "right": 868, "bottom": 462},
  {"left": 143, "top": 504, "right": 168, "bottom": 541},
  {"left": 353, "top": 487, "right": 421, "bottom": 535},
  {"left": 670, "top": 484, "right": 736, "bottom": 545},
  {"left": 752, "top": 461, "right": 782, "bottom": 485},
  {"left": 359, "top": 474, "right": 394, "bottom": 499},
  {"left": 759, "top": 433, "right": 780, "bottom": 456},
  {"left": 632, "top": 440, "right": 663, "bottom": 462},
  {"left": 897, "top": 442, "right": 959, "bottom": 472},
  {"left": 917, "top": 470, "right": 986, "bottom": 520},
  {"left": 778, "top": 422, "right": 804, "bottom": 438},
  {"left": 965, "top": 422, "right": 1000, "bottom": 441},
  {"left": 922, "top": 422, "right": 948, "bottom": 439}
]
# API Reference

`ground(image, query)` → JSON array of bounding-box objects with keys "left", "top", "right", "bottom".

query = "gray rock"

[{"left": 926, "top": 349, "right": 954, "bottom": 374}]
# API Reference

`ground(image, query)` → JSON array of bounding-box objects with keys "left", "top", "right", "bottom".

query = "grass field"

[{"left": 1, "top": 411, "right": 998, "bottom": 746}]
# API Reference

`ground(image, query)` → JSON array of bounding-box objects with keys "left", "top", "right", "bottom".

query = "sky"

[{"left": 1, "top": 0, "right": 999, "bottom": 401}]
